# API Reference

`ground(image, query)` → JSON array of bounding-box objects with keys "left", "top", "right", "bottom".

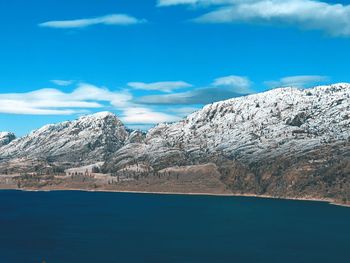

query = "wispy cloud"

[
  {"left": 159, "top": 0, "right": 350, "bottom": 37},
  {"left": 70, "top": 83, "right": 131, "bottom": 107},
  {"left": 264, "top": 75, "right": 330, "bottom": 88},
  {"left": 136, "top": 75, "right": 252, "bottom": 105},
  {"left": 0, "top": 83, "right": 131, "bottom": 115},
  {"left": 128, "top": 81, "right": 192, "bottom": 92},
  {"left": 51, "top": 79, "right": 74, "bottom": 86},
  {"left": 0, "top": 83, "right": 181, "bottom": 126},
  {"left": 212, "top": 75, "right": 253, "bottom": 94},
  {"left": 136, "top": 87, "right": 244, "bottom": 105},
  {"left": 39, "top": 14, "right": 146, "bottom": 29},
  {"left": 0, "top": 74, "right": 332, "bottom": 128},
  {"left": 120, "top": 107, "right": 181, "bottom": 124}
]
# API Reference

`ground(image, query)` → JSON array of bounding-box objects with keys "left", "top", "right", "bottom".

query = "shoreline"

[{"left": 2, "top": 186, "right": 349, "bottom": 208}]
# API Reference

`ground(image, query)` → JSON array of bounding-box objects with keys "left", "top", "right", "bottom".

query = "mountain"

[
  {"left": 0, "top": 112, "right": 128, "bottom": 166},
  {"left": 103, "top": 83, "right": 350, "bottom": 202},
  {"left": 106, "top": 83, "right": 350, "bottom": 167},
  {"left": 0, "top": 84, "right": 349, "bottom": 203}
]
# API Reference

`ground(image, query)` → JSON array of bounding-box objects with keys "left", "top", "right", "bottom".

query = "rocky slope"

[
  {"left": 0, "top": 112, "right": 128, "bottom": 168},
  {"left": 0, "top": 84, "right": 349, "bottom": 203},
  {"left": 106, "top": 84, "right": 350, "bottom": 167},
  {"left": 104, "top": 83, "right": 350, "bottom": 202},
  {"left": 0, "top": 132, "right": 16, "bottom": 147}
]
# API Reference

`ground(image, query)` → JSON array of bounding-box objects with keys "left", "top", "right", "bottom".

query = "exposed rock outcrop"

[{"left": 0, "top": 132, "right": 16, "bottom": 147}]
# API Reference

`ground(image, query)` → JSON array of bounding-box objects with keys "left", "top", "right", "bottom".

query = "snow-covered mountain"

[
  {"left": 0, "top": 112, "right": 128, "bottom": 164},
  {"left": 104, "top": 83, "right": 350, "bottom": 201},
  {"left": 0, "top": 83, "right": 349, "bottom": 201},
  {"left": 106, "top": 83, "right": 350, "bottom": 168}
]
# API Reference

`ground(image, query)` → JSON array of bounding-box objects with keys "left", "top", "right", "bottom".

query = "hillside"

[
  {"left": 0, "top": 112, "right": 128, "bottom": 171},
  {"left": 104, "top": 83, "right": 350, "bottom": 202},
  {"left": 0, "top": 84, "right": 349, "bottom": 204}
]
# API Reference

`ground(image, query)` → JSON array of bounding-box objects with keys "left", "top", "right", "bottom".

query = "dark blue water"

[{"left": 0, "top": 190, "right": 349, "bottom": 263}]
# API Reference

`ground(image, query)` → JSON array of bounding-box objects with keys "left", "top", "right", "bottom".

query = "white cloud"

[
  {"left": 136, "top": 74, "right": 253, "bottom": 105},
  {"left": 0, "top": 101, "right": 80, "bottom": 115},
  {"left": 160, "top": 0, "right": 350, "bottom": 37},
  {"left": 212, "top": 75, "right": 253, "bottom": 94},
  {"left": 128, "top": 81, "right": 192, "bottom": 92},
  {"left": 0, "top": 83, "right": 183, "bottom": 125},
  {"left": 39, "top": 14, "right": 146, "bottom": 29},
  {"left": 51, "top": 80, "right": 74, "bottom": 86},
  {"left": 0, "top": 76, "right": 252, "bottom": 125},
  {"left": 71, "top": 83, "right": 131, "bottom": 107},
  {"left": 0, "top": 84, "right": 131, "bottom": 115},
  {"left": 265, "top": 75, "right": 329, "bottom": 88},
  {"left": 120, "top": 107, "right": 181, "bottom": 124}
]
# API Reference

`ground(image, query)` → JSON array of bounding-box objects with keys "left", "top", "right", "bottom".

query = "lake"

[{"left": 0, "top": 190, "right": 349, "bottom": 263}]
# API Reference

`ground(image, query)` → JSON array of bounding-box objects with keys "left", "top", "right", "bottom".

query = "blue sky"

[{"left": 1, "top": 0, "right": 350, "bottom": 136}]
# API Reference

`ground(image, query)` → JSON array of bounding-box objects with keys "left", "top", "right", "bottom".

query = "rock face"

[
  {"left": 106, "top": 84, "right": 350, "bottom": 167},
  {"left": 0, "top": 84, "right": 349, "bottom": 203},
  {"left": 104, "top": 83, "right": 350, "bottom": 202},
  {"left": 0, "top": 112, "right": 129, "bottom": 165},
  {"left": 0, "top": 132, "right": 16, "bottom": 147}
]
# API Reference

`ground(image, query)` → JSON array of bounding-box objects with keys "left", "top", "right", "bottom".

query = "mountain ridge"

[
  {"left": 0, "top": 111, "right": 129, "bottom": 164},
  {"left": 0, "top": 83, "right": 349, "bottom": 204}
]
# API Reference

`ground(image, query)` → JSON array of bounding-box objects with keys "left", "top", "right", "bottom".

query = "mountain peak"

[
  {"left": 77, "top": 111, "right": 121, "bottom": 123},
  {"left": 0, "top": 111, "right": 129, "bottom": 164}
]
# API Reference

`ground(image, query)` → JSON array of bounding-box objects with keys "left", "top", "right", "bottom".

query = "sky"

[{"left": 1, "top": 0, "right": 350, "bottom": 136}]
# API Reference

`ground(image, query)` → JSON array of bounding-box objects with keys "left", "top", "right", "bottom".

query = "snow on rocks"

[
  {"left": 0, "top": 132, "right": 16, "bottom": 147},
  {"left": 0, "top": 112, "right": 129, "bottom": 164},
  {"left": 109, "top": 83, "right": 350, "bottom": 169}
]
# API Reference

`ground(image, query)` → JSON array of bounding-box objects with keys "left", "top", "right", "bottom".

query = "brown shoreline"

[{"left": 1, "top": 186, "right": 349, "bottom": 208}]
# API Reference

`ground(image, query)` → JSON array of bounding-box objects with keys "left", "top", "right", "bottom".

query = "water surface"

[{"left": 0, "top": 190, "right": 349, "bottom": 263}]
